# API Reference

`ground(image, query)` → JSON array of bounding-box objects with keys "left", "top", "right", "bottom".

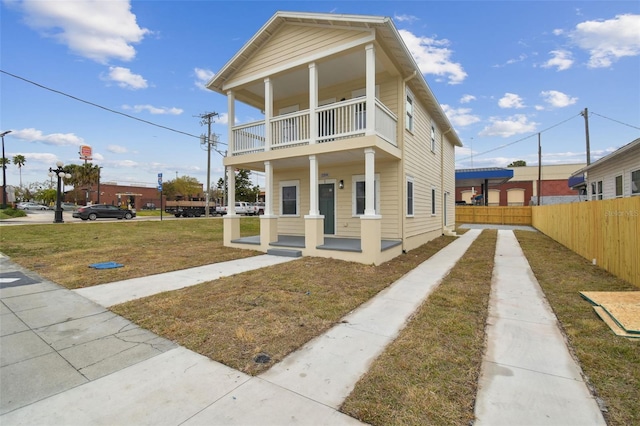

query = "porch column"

[
  {"left": 308, "top": 155, "right": 319, "bottom": 216},
  {"left": 264, "top": 77, "right": 273, "bottom": 151},
  {"left": 364, "top": 147, "right": 377, "bottom": 216},
  {"left": 365, "top": 43, "right": 376, "bottom": 136},
  {"left": 260, "top": 160, "right": 278, "bottom": 249},
  {"left": 223, "top": 165, "right": 240, "bottom": 245},
  {"left": 309, "top": 62, "right": 318, "bottom": 144},
  {"left": 305, "top": 154, "right": 324, "bottom": 250},
  {"left": 227, "top": 90, "right": 235, "bottom": 154}
]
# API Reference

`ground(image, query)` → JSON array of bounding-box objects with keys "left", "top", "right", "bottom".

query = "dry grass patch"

[
  {"left": 111, "top": 235, "right": 455, "bottom": 375},
  {"left": 341, "top": 230, "right": 496, "bottom": 426},
  {"left": 516, "top": 230, "right": 640, "bottom": 426},
  {"left": 0, "top": 219, "right": 259, "bottom": 289}
]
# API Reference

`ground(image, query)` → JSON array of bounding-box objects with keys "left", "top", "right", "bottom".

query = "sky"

[{"left": 1, "top": 0, "right": 639, "bottom": 191}]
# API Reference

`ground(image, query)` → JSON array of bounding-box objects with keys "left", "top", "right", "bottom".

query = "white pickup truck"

[{"left": 217, "top": 202, "right": 259, "bottom": 216}]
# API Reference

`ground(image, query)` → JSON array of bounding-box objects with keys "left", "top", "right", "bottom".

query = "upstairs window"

[
  {"left": 431, "top": 124, "right": 437, "bottom": 152},
  {"left": 405, "top": 91, "right": 414, "bottom": 132}
]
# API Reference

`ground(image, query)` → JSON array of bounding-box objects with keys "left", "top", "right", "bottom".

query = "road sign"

[{"left": 157, "top": 173, "right": 163, "bottom": 191}]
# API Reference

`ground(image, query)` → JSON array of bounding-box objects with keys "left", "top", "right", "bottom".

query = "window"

[
  {"left": 407, "top": 177, "right": 414, "bottom": 216},
  {"left": 615, "top": 175, "right": 623, "bottom": 198},
  {"left": 431, "top": 124, "right": 436, "bottom": 152},
  {"left": 591, "top": 180, "right": 603, "bottom": 200},
  {"left": 431, "top": 187, "right": 436, "bottom": 215},
  {"left": 352, "top": 174, "right": 380, "bottom": 216},
  {"left": 280, "top": 180, "right": 299, "bottom": 215},
  {"left": 632, "top": 170, "right": 640, "bottom": 195},
  {"left": 405, "top": 91, "right": 414, "bottom": 132}
]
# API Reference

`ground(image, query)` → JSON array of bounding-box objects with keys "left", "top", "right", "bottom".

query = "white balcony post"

[
  {"left": 227, "top": 166, "right": 236, "bottom": 215},
  {"left": 365, "top": 43, "right": 376, "bottom": 136},
  {"left": 308, "top": 155, "right": 319, "bottom": 216},
  {"left": 264, "top": 160, "right": 274, "bottom": 216},
  {"left": 227, "top": 90, "right": 235, "bottom": 153},
  {"left": 264, "top": 77, "right": 273, "bottom": 151},
  {"left": 309, "top": 62, "right": 318, "bottom": 144},
  {"left": 364, "top": 147, "right": 376, "bottom": 216}
]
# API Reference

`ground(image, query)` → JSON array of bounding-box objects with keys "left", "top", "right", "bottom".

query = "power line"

[
  {"left": 458, "top": 112, "right": 582, "bottom": 161},
  {"left": 1, "top": 69, "right": 227, "bottom": 146},
  {"left": 590, "top": 111, "right": 640, "bottom": 131}
]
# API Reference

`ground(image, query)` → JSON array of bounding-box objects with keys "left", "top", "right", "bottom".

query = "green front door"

[{"left": 319, "top": 183, "right": 335, "bottom": 234}]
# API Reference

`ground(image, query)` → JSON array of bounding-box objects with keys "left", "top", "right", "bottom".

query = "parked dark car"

[{"left": 72, "top": 204, "right": 136, "bottom": 221}]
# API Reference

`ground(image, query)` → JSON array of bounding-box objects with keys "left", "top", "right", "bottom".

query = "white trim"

[
  {"left": 352, "top": 174, "right": 380, "bottom": 216},
  {"left": 280, "top": 180, "right": 300, "bottom": 216}
]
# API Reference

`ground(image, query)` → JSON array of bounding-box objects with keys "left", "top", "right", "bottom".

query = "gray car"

[{"left": 72, "top": 204, "right": 136, "bottom": 221}]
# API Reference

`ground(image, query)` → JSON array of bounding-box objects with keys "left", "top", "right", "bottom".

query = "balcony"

[{"left": 231, "top": 98, "right": 397, "bottom": 156}]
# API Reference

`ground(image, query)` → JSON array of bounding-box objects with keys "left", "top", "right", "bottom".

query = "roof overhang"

[{"left": 455, "top": 168, "right": 514, "bottom": 187}]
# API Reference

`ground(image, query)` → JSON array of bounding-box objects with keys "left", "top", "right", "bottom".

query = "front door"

[{"left": 319, "top": 183, "right": 335, "bottom": 234}]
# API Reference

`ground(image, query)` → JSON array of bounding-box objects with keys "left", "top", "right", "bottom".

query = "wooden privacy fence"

[
  {"left": 456, "top": 206, "right": 532, "bottom": 225},
  {"left": 532, "top": 197, "right": 640, "bottom": 287}
]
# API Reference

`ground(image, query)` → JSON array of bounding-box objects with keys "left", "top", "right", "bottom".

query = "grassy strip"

[
  {"left": 341, "top": 230, "right": 496, "bottom": 425},
  {"left": 0, "top": 219, "right": 259, "bottom": 289},
  {"left": 111, "top": 235, "right": 455, "bottom": 376},
  {"left": 515, "top": 230, "right": 640, "bottom": 426}
]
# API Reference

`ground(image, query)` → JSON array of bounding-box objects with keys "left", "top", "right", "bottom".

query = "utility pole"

[
  {"left": 581, "top": 108, "right": 591, "bottom": 165},
  {"left": 198, "top": 111, "right": 218, "bottom": 217}
]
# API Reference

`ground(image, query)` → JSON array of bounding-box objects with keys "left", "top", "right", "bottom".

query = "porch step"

[{"left": 267, "top": 248, "right": 303, "bottom": 258}]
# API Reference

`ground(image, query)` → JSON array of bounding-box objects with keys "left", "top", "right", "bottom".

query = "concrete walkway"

[
  {"left": 1, "top": 228, "right": 607, "bottom": 425},
  {"left": 474, "top": 230, "right": 606, "bottom": 425}
]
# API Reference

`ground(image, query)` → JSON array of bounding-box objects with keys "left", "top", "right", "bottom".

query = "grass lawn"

[{"left": 0, "top": 218, "right": 260, "bottom": 289}]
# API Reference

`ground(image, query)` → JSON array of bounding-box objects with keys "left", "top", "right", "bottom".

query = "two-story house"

[{"left": 207, "top": 11, "right": 462, "bottom": 265}]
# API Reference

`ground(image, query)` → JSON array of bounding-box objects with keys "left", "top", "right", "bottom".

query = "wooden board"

[
  {"left": 580, "top": 291, "right": 640, "bottom": 334},
  {"left": 593, "top": 306, "right": 639, "bottom": 339}
]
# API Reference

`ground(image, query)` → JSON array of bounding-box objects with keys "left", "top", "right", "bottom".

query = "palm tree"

[
  {"left": 65, "top": 163, "right": 100, "bottom": 204},
  {"left": 12, "top": 155, "right": 26, "bottom": 187}
]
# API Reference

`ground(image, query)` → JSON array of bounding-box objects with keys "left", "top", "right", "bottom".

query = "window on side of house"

[
  {"left": 405, "top": 91, "right": 414, "bottom": 132},
  {"left": 280, "top": 180, "right": 299, "bottom": 216},
  {"left": 407, "top": 176, "right": 414, "bottom": 217},
  {"left": 632, "top": 169, "right": 640, "bottom": 195},
  {"left": 352, "top": 174, "right": 380, "bottom": 216},
  {"left": 615, "top": 175, "right": 623, "bottom": 198},
  {"left": 431, "top": 124, "right": 436, "bottom": 152},
  {"left": 431, "top": 186, "right": 436, "bottom": 215},
  {"left": 591, "top": 180, "right": 603, "bottom": 200}
]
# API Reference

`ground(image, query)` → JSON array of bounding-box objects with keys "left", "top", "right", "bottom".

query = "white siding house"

[{"left": 207, "top": 11, "right": 461, "bottom": 265}]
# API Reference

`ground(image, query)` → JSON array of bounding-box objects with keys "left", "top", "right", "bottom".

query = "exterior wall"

[
  {"left": 66, "top": 183, "right": 164, "bottom": 209},
  {"left": 511, "top": 164, "right": 585, "bottom": 197},
  {"left": 585, "top": 144, "right": 640, "bottom": 199},
  {"left": 442, "top": 131, "right": 456, "bottom": 229},
  {"left": 230, "top": 25, "right": 371, "bottom": 85}
]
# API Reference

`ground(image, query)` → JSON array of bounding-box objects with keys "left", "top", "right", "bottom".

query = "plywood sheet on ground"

[
  {"left": 580, "top": 291, "right": 640, "bottom": 335},
  {"left": 593, "top": 306, "right": 639, "bottom": 338}
]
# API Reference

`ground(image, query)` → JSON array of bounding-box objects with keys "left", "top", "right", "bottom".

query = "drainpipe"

[{"left": 401, "top": 71, "right": 417, "bottom": 252}]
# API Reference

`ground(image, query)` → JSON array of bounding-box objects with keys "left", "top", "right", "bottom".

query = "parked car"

[
  {"left": 72, "top": 204, "right": 136, "bottom": 221},
  {"left": 17, "top": 202, "right": 48, "bottom": 210},
  {"left": 48, "top": 202, "right": 78, "bottom": 211}
]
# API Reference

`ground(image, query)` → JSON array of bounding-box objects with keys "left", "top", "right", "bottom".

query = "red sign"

[{"left": 79, "top": 145, "right": 92, "bottom": 160}]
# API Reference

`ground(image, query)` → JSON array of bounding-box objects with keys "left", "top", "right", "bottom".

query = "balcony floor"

[{"left": 231, "top": 235, "right": 401, "bottom": 253}]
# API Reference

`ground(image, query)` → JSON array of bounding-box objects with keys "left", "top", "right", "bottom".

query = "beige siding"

[
  {"left": 586, "top": 145, "right": 640, "bottom": 199},
  {"left": 403, "top": 90, "right": 443, "bottom": 240},
  {"left": 231, "top": 25, "right": 371, "bottom": 84},
  {"left": 442, "top": 131, "right": 456, "bottom": 227}
]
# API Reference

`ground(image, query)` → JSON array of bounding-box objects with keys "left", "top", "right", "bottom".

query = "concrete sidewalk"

[{"left": 474, "top": 230, "right": 606, "bottom": 426}]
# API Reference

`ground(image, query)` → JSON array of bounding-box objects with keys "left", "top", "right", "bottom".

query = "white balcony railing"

[{"left": 230, "top": 98, "right": 397, "bottom": 156}]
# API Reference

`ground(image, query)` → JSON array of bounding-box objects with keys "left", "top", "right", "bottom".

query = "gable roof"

[
  {"left": 571, "top": 137, "right": 640, "bottom": 177},
  {"left": 207, "top": 11, "right": 462, "bottom": 147}
]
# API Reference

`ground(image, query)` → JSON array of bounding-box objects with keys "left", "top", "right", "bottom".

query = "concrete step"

[{"left": 267, "top": 248, "right": 302, "bottom": 258}]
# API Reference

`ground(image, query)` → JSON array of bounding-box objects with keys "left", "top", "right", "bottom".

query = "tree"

[
  {"left": 234, "top": 169, "right": 260, "bottom": 202},
  {"left": 65, "top": 163, "right": 100, "bottom": 203},
  {"left": 0, "top": 157, "right": 10, "bottom": 171},
  {"left": 12, "top": 155, "right": 26, "bottom": 187},
  {"left": 163, "top": 176, "right": 203, "bottom": 200},
  {"left": 507, "top": 160, "right": 527, "bottom": 167}
]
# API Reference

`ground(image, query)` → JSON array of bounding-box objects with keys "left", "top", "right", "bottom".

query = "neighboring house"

[
  {"left": 570, "top": 138, "right": 640, "bottom": 200},
  {"left": 207, "top": 11, "right": 462, "bottom": 265},
  {"left": 456, "top": 164, "right": 586, "bottom": 206}
]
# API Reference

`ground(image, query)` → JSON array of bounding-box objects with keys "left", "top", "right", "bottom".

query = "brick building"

[{"left": 65, "top": 182, "right": 165, "bottom": 210}]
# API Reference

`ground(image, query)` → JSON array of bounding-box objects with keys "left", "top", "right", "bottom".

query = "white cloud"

[
  {"left": 498, "top": 93, "right": 525, "bottom": 109},
  {"left": 104, "top": 67, "right": 148, "bottom": 89},
  {"left": 460, "top": 94, "right": 476, "bottom": 104},
  {"left": 542, "top": 49, "right": 574, "bottom": 71},
  {"left": 441, "top": 104, "right": 481, "bottom": 127},
  {"left": 11, "top": 128, "right": 84, "bottom": 146},
  {"left": 394, "top": 14, "right": 419, "bottom": 23},
  {"left": 122, "top": 104, "right": 183, "bottom": 115},
  {"left": 194, "top": 67, "right": 215, "bottom": 91},
  {"left": 540, "top": 90, "right": 578, "bottom": 108},
  {"left": 569, "top": 14, "right": 640, "bottom": 68},
  {"left": 17, "top": 0, "right": 150, "bottom": 64},
  {"left": 479, "top": 115, "right": 538, "bottom": 138},
  {"left": 398, "top": 29, "right": 467, "bottom": 84},
  {"left": 107, "top": 144, "right": 128, "bottom": 154}
]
